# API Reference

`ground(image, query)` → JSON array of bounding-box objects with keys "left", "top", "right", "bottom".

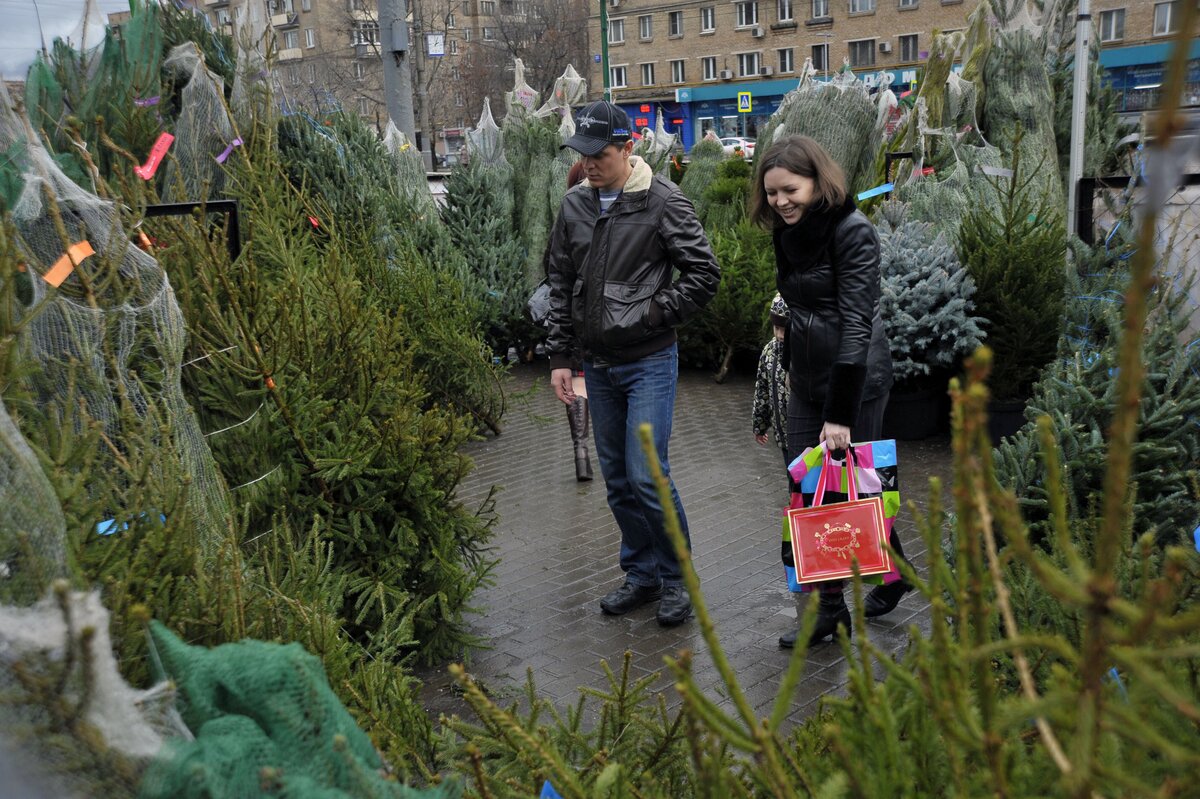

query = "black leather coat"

[
  {"left": 773, "top": 197, "right": 893, "bottom": 427},
  {"left": 545, "top": 158, "right": 720, "bottom": 368}
]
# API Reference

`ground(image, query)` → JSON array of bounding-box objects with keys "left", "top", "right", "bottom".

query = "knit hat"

[{"left": 769, "top": 293, "right": 789, "bottom": 327}]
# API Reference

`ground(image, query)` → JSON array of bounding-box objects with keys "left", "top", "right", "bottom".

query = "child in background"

[{"left": 752, "top": 294, "right": 790, "bottom": 476}]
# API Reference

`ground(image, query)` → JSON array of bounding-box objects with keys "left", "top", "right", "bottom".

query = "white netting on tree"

[
  {"left": 0, "top": 398, "right": 67, "bottom": 606},
  {"left": 466, "top": 97, "right": 507, "bottom": 168},
  {"left": 229, "top": 3, "right": 271, "bottom": 130},
  {"left": 534, "top": 64, "right": 586, "bottom": 118},
  {"left": 547, "top": 113, "right": 580, "bottom": 213},
  {"left": 758, "top": 59, "right": 888, "bottom": 193},
  {"left": 504, "top": 58, "right": 540, "bottom": 120},
  {"left": 0, "top": 589, "right": 188, "bottom": 762},
  {"left": 893, "top": 137, "right": 1003, "bottom": 237},
  {"left": 383, "top": 120, "right": 434, "bottom": 211},
  {"left": 633, "top": 110, "right": 677, "bottom": 177},
  {"left": 0, "top": 85, "right": 231, "bottom": 560},
  {"left": 162, "top": 43, "right": 236, "bottom": 200}
]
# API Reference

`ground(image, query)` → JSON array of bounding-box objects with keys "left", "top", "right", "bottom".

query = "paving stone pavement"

[{"left": 420, "top": 361, "right": 951, "bottom": 728}]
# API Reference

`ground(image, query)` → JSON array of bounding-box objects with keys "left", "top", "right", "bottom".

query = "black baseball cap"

[{"left": 563, "top": 101, "right": 632, "bottom": 157}]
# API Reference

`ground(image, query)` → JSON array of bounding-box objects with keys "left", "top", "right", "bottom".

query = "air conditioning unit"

[
  {"left": 879, "top": 41, "right": 893, "bottom": 53},
  {"left": 751, "top": 25, "right": 764, "bottom": 37},
  {"left": 719, "top": 69, "right": 734, "bottom": 80},
  {"left": 759, "top": 66, "right": 774, "bottom": 76}
]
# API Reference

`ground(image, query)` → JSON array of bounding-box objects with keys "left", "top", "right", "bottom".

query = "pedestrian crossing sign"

[{"left": 737, "top": 92, "right": 752, "bottom": 113}]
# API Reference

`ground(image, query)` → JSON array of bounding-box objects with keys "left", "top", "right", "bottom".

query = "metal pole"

[
  {"left": 600, "top": 0, "right": 611, "bottom": 102},
  {"left": 1067, "top": 0, "right": 1091, "bottom": 237},
  {"left": 379, "top": 0, "right": 418, "bottom": 147}
]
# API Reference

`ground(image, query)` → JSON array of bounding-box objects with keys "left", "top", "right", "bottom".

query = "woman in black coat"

[{"left": 750, "top": 135, "right": 910, "bottom": 648}]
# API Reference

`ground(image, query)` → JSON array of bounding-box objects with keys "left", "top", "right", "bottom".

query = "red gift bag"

[{"left": 786, "top": 446, "right": 893, "bottom": 585}]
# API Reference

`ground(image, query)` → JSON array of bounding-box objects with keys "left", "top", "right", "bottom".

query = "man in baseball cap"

[
  {"left": 545, "top": 99, "right": 720, "bottom": 628},
  {"left": 562, "top": 100, "right": 633, "bottom": 156}
]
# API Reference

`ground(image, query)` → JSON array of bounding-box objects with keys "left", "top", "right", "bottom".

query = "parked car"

[{"left": 720, "top": 137, "right": 756, "bottom": 159}]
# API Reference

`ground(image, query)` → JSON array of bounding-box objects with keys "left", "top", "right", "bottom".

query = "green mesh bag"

[{"left": 139, "top": 623, "right": 459, "bottom": 799}]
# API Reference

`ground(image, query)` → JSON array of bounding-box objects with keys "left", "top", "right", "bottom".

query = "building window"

[
  {"left": 899, "top": 33, "right": 917, "bottom": 61},
  {"left": 778, "top": 0, "right": 794, "bottom": 21},
  {"left": 812, "top": 42, "right": 828, "bottom": 72},
  {"left": 449, "top": 38, "right": 459, "bottom": 53},
  {"left": 352, "top": 22, "right": 379, "bottom": 45},
  {"left": 455, "top": 93, "right": 465, "bottom": 107},
  {"left": 463, "top": 28, "right": 471, "bottom": 40},
  {"left": 812, "top": 0, "right": 829, "bottom": 17},
  {"left": 304, "top": 28, "right": 316, "bottom": 48},
  {"left": 354, "top": 61, "right": 367, "bottom": 79},
  {"left": 610, "top": 64, "right": 628, "bottom": 88},
  {"left": 301, "top": 0, "right": 310, "bottom": 11},
  {"left": 348, "top": 0, "right": 366, "bottom": 10},
  {"left": 639, "top": 14, "right": 653, "bottom": 39},
  {"left": 1153, "top": 2, "right": 1177, "bottom": 35},
  {"left": 289, "top": 66, "right": 300, "bottom": 85},
  {"left": 848, "top": 38, "right": 875, "bottom": 67},
  {"left": 1097, "top": 8, "right": 1125, "bottom": 41},
  {"left": 482, "top": 26, "right": 496, "bottom": 39},
  {"left": 778, "top": 47, "right": 794, "bottom": 72},
  {"left": 736, "top": 1, "right": 759, "bottom": 27},
  {"left": 481, "top": 0, "right": 495, "bottom": 11},
  {"left": 640, "top": 62, "right": 656, "bottom": 85},
  {"left": 462, "top": 0, "right": 472, "bottom": 14},
  {"left": 898, "top": 0, "right": 917, "bottom": 7},
  {"left": 702, "top": 55, "right": 717, "bottom": 80},
  {"left": 283, "top": 30, "right": 300, "bottom": 49},
  {"left": 737, "top": 51, "right": 760, "bottom": 77},
  {"left": 669, "top": 10, "right": 683, "bottom": 36},
  {"left": 308, "top": 63, "right": 317, "bottom": 82},
  {"left": 609, "top": 18, "right": 625, "bottom": 43},
  {"left": 358, "top": 97, "right": 370, "bottom": 115},
  {"left": 671, "top": 59, "right": 686, "bottom": 82},
  {"left": 216, "top": 8, "right": 232, "bottom": 25},
  {"left": 447, "top": 12, "right": 455, "bottom": 27},
  {"left": 700, "top": 6, "right": 716, "bottom": 31},
  {"left": 849, "top": 0, "right": 875, "bottom": 13},
  {"left": 275, "top": 0, "right": 294, "bottom": 12}
]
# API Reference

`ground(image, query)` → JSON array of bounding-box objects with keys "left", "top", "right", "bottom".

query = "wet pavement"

[{"left": 420, "top": 361, "right": 950, "bottom": 727}]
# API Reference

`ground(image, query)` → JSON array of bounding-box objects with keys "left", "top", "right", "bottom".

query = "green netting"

[
  {"left": 678, "top": 134, "right": 725, "bottom": 208},
  {"left": 139, "top": 623, "right": 459, "bottom": 799}
]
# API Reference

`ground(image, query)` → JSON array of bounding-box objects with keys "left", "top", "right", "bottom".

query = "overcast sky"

[{"left": 0, "top": 0, "right": 131, "bottom": 79}]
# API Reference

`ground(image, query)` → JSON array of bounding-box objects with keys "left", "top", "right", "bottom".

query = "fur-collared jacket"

[
  {"left": 773, "top": 196, "right": 893, "bottom": 427},
  {"left": 545, "top": 156, "right": 720, "bottom": 368}
]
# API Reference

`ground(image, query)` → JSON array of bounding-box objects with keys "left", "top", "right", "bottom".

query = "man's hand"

[
  {"left": 819, "top": 422, "right": 851, "bottom": 451},
  {"left": 550, "top": 368, "right": 576, "bottom": 405},
  {"left": 755, "top": 434, "right": 769, "bottom": 446}
]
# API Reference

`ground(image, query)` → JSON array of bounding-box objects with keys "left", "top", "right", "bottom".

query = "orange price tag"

[{"left": 43, "top": 241, "right": 95, "bottom": 288}]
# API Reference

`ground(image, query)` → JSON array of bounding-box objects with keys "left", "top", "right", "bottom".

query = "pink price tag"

[{"left": 134, "top": 132, "right": 175, "bottom": 180}]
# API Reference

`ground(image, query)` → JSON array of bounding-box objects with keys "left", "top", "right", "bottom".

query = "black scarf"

[{"left": 773, "top": 196, "right": 858, "bottom": 272}]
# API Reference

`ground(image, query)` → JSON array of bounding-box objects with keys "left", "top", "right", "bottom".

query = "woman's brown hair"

[{"left": 749, "top": 135, "right": 848, "bottom": 229}]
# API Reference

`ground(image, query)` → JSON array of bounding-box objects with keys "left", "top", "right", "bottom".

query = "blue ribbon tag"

[
  {"left": 96, "top": 513, "right": 167, "bottom": 536},
  {"left": 540, "top": 781, "right": 563, "bottom": 799},
  {"left": 1193, "top": 524, "right": 1200, "bottom": 553},
  {"left": 856, "top": 182, "right": 894, "bottom": 201}
]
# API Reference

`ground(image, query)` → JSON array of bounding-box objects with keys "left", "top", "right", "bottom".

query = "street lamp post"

[{"left": 600, "top": 0, "right": 611, "bottom": 101}]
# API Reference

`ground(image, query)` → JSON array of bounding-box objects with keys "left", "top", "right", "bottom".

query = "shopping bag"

[{"left": 783, "top": 443, "right": 895, "bottom": 587}]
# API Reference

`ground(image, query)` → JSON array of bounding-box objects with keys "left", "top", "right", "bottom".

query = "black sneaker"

[
  {"left": 600, "top": 581, "right": 661, "bottom": 615},
  {"left": 656, "top": 585, "right": 692, "bottom": 626}
]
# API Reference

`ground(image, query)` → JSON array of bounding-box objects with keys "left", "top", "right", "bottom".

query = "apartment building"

[
  {"left": 589, "top": 0, "right": 1199, "bottom": 148},
  {"left": 1092, "top": 0, "right": 1200, "bottom": 113}
]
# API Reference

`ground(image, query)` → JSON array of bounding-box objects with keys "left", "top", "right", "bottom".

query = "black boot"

[
  {"left": 864, "top": 530, "right": 913, "bottom": 618},
  {"left": 567, "top": 397, "right": 593, "bottom": 482},
  {"left": 780, "top": 589, "right": 851, "bottom": 648}
]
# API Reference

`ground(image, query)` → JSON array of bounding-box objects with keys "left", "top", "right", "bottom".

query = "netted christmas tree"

[
  {"left": 677, "top": 133, "right": 725, "bottom": 208},
  {"left": 632, "top": 110, "right": 678, "bottom": 179},
  {"left": 876, "top": 201, "right": 984, "bottom": 385}
]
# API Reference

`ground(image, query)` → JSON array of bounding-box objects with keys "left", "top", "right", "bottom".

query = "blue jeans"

[{"left": 584, "top": 344, "right": 691, "bottom": 588}]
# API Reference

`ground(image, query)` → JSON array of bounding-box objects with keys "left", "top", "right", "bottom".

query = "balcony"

[
  {"left": 277, "top": 48, "right": 303, "bottom": 61},
  {"left": 271, "top": 13, "right": 292, "bottom": 27},
  {"left": 203, "top": 0, "right": 229, "bottom": 6}
]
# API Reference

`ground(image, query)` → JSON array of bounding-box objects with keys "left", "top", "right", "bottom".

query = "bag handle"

[{"left": 811, "top": 444, "right": 860, "bottom": 507}]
